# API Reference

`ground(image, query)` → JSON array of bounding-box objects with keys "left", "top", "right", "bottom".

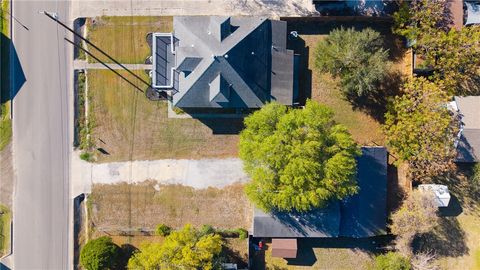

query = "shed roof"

[
  {"left": 271, "top": 238, "right": 298, "bottom": 258},
  {"left": 253, "top": 146, "right": 388, "bottom": 238}
]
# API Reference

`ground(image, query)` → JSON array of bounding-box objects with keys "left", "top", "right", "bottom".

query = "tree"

[
  {"left": 80, "top": 236, "right": 121, "bottom": 270},
  {"left": 393, "top": 0, "right": 480, "bottom": 95},
  {"left": 155, "top": 224, "right": 172, "bottom": 236},
  {"left": 390, "top": 191, "right": 439, "bottom": 255},
  {"left": 315, "top": 27, "right": 389, "bottom": 98},
  {"left": 128, "top": 224, "right": 223, "bottom": 270},
  {"left": 384, "top": 77, "right": 458, "bottom": 181},
  {"left": 240, "top": 100, "right": 360, "bottom": 212},
  {"left": 371, "top": 252, "right": 412, "bottom": 270}
]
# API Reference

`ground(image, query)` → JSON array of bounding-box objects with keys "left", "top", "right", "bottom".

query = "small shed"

[
  {"left": 271, "top": 238, "right": 297, "bottom": 259},
  {"left": 418, "top": 184, "right": 451, "bottom": 207},
  {"left": 466, "top": 1, "right": 480, "bottom": 26}
]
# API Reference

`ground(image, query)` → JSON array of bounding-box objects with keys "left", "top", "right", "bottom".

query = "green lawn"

[
  {"left": 88, "top": 69, "right": 239, "bottom": 162},
  {"left": 0, "top": 204, "right": 11, "bottom": 257},
  {"left": 87, "top": 16, "right": 173, "bottom": 64}
]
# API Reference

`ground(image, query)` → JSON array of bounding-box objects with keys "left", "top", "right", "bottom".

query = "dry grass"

[
  {"left": 264, "top": 243, "right": 373, "bottom": 270},
  {"left": 88, "top": 69, "right": 239, "bottom": 162},
  {"left": 87, "top": 16, "right": 173, "bottom": 64},
  {"left": 89, "top": 182, "right": 252, "bottom": 232}
]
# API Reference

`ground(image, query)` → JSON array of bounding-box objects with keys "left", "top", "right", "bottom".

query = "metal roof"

[
  {"left": 466, "top": 1, "right": 480, "bottom": 26},
  {"left": 171, "top": 16, "right": 295, "bottom": 109},
  {"left": 271, "top": 238, "right": 298, "bottom": 258},
  {"left": 253, "top": 147, "right": 388, "bottom": 238}
]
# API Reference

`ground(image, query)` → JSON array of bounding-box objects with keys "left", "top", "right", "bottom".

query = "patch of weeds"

[
  {"left": 172, "top": 106, "right": 185, "bottom": 115},
  {"left": 80, "top": 151, "right": 95, "bottom": 162},
  {"left": 0, "top": 103, "right": 12, "bottom": 151},
  {"left": 0, "top": 204, "right": 11, "bottom": 257},
  {"left": 76, "top": 71, "right": 96, "bottom": 161},
  {"left": 155, "top": 224, "right": 171, "bottom": 236}
]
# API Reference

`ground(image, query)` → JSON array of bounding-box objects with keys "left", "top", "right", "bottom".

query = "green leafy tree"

[
  {"left": 155, "top": 224, "right": 172, "bottom": 236},
  {"left": 80, "top": 236, "right": 121, "bottom": 270},
  {"left": 384, "top": 77, "right": 457, "bottom": 181},
  {"left": 240, "top": 100, "right": 360, "bottom": 212},
  {"left": 390, "top": 190, "right": 438, "bottom": 255},
  {"left": 315, "top": 27, "right": 389, "bottom": 98},
  {"left": 371, "top": 252, "right": 411, "bottom": 270},
  {"left": 128, "top": 224, "right": 223, "bottom": 270}
]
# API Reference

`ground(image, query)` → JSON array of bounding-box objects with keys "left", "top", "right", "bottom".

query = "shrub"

[
  {"left": 236, "top": 228, "right": 248, "bottom": 240},
  {"left": 80, "top": 151, "right": 94, "bottom": 162},
  {"left": 80, "top": 236, "right": 121, "bottom": 270},
  {"left": 200, "top": 224, "right": 215, "bottom": 236},
  {"left": 155, "top": 224, "right": 171, "bottom": 237},
  {"left": 371, "top": 252, "right": 411, "bottom": 270},
  {"left": 472, "top": 163, "right": 480, "bottom": 185}
]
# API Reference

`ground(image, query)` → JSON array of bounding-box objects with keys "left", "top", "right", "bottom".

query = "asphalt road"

[{"left": 11, "top": 1, "right": 71, "bottom": 269}]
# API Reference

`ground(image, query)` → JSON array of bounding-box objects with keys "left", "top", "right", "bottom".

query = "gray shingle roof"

[
  {"left": 171, "top": 16, "right": 295, "bottom": 108},
  {"left": 455, "top": 96, "right": 480, "bottom": 162},
  {"left": 253, "top": 147, "right": 388, "bottom": 238}
]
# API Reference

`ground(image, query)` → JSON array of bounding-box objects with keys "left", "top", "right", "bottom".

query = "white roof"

[{"left": 418, "top": 184, "right": 451, "bottom": 207}]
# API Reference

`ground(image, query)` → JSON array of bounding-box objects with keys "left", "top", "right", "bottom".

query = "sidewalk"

[
  {"left": 71, "top": 151, "right": 249, "bottom": 198},
  {"left": 73, "top": 60, "right": 152, "bottom": 70}
]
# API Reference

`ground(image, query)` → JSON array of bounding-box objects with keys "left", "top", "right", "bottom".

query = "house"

[
  {"left": 152, "top": 16, "right": 297, "bottom": 111},
  {"left": 252, "top": 147, "right": 388, "bottom": 258},
  {"left": 465, "top": 1, "right": 480, "bottom": 26},
  {"left": 451, "top": 96, "right": 480, "bottom": 162}
]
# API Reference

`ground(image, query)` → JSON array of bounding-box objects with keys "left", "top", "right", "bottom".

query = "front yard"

[
  {"left": 88, "top": 69, "right": 240, "bottom": 162},
  {"left": 86, "top": 182, "right": 251, "bottom": 267},
  {"left": 87, "top": 16, "right": 173, "bottom": 64}
]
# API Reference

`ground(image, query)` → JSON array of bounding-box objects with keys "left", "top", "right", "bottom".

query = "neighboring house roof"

[
  {"left": 252, "top": 147, "right": 388, "bottom": 238},
  {"left": 455, "top": 96, "right": 480, "bottom": 162},
  {"left": 271, "top": 238, "right": 298, "bottom": 258},
  {"left": 170, "top": 16, "right": 295, "bottom": 109},
  {"left": 466, "top": 1, "right": 480, "bottom": 26}
]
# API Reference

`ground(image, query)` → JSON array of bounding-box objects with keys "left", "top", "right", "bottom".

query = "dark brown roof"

[{"left": 271, "top": 238, "right": 298, "bottom": 258}]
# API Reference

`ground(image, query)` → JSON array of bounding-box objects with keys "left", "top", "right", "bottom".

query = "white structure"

[{"left": 418, "top": 184, "right": 451, "bottom": 207}]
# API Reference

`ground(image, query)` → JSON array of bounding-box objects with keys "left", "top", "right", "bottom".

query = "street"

[{"left": 11, "top": 0, "right": 71, "bottom": 269}]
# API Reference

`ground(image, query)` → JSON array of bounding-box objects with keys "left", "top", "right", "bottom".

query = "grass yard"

[
  {"left": 89, "top": 182, "right": 252, "bottom": 232},
  {"left": 88, "top": 69, "right": 239, "bottom": 162},
  {"left": 0, "top": 204, "right": 10, "bottom": 257},
  {"left": 262, "top": 239, "right": 375, "bottom": 270},
  {"left": 288, "top": 19, "right": 410, "bottom": 145},
  {"left": 412, "top": 165, "right": 480, "bottom": 270},
  {"left": 87, "top": 16, "right": 173, "bottom": 64},
  {"left": 0, "top": 0, "right": 11, "bottom": 151}
]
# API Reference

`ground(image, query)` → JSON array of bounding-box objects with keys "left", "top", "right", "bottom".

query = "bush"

[
  {"left": 472, "top": 163, "right": 480, "bottom": 185},
  {"left": 371, "top": 252, "right": 411, "bottom": 270},
  {"left": 80, "top": 151, "right": 94, "bottom": 162},
  {"left": 236, "top": 228, "right": 248, "bottom": 240},
  {"left": 80, "top": 236, "right": 121, "bottom": 270},
  {"left": 315, "top": 27, "right": 389, "bottom": 98},
  {"left": 200, "top": 224, "right": 215, "bottom": 236},
  {"left": 155, "top": 224, "right": 171, "bottom": 237}
]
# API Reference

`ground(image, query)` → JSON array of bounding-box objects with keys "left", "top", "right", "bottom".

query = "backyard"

[
  {"left": 88, "top": 69, "right": 240, "bottom": 162},
  {"left": 86, "top": 16, "right": 173, "bottom": 64},
  {"left": 287, "top": 18, "right": 410, "bottom": 145}
]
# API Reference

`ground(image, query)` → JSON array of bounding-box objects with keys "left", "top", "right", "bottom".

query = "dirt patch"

[{"left": 89, "top": 182, "right": 252, "bottom": 232}]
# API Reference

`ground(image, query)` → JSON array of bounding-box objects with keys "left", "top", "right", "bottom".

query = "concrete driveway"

[{"left": 72, "top": 152, "right": 248, "bottom": 196}]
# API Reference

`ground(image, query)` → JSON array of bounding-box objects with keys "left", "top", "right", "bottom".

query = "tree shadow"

[
  {"left": 117, "top": 243, "right": 138, "bottom": 270},
  {"left": 347, "top": 70, "right": 404, "bottom": 123},
  {"left": 412, "top": 217, "right": 468, "bottom": 257},
  {"left": 314, "top": 0, "right": 399, "bottom": 17},
  {"left": 1, "top": 33, "right": 26, "bottom": 103},
  {"left": 221, "top": 244, "right": 248, "bottom": 269}
]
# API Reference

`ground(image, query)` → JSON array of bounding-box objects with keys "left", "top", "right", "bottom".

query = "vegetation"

[
  {"left": 80, "top": 236, "right": 121, "bottom": 270},
  {"left": 390, "top": 190, "right": 438, "bottom": 255},
  {"left": 240, "top": 100, "right": 360, "bottom": 212},
  {"left": 0, "top": 205, "right": 10, "bottom": 257},
  {"left": 472, "top": 163, "right": 480, "bottom": 186},
  {"left": 128, "top": 224, "right": 223, "bottom": 270},
  {"left": 87, "top": 16, "right": 173, "bottom": 64},
  {"left": 384, "top": 77, "right": 457, "bottom": 181},
  {"left": 0, "top": 0, "right": 11, "bottom": 151},
  {"left": 315, "top": 27, "right": 389, "bottom": 98},
  {"left": 371, "top": 252, "right": 411, "bottom": 270},
  {"left": 393, "top": 0, "right": 480, "bottom": 95},
  {"left": 155, "top": 224, "right": 172, "bottom": 237}
]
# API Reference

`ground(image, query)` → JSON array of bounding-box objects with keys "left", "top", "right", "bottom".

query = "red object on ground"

[{"left": 258, "top": 241, "right": 263, "bottom": 250}]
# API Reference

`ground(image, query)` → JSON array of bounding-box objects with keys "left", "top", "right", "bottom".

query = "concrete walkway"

[
  {"left": 71, "top": 151, "right": 248, "bottom": 198},
  {"left": 71, "top": 0, "right": 316, "bottom": 19},
  {"left": 73, "top": 60, "right": 152, "bottom": 70}
]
